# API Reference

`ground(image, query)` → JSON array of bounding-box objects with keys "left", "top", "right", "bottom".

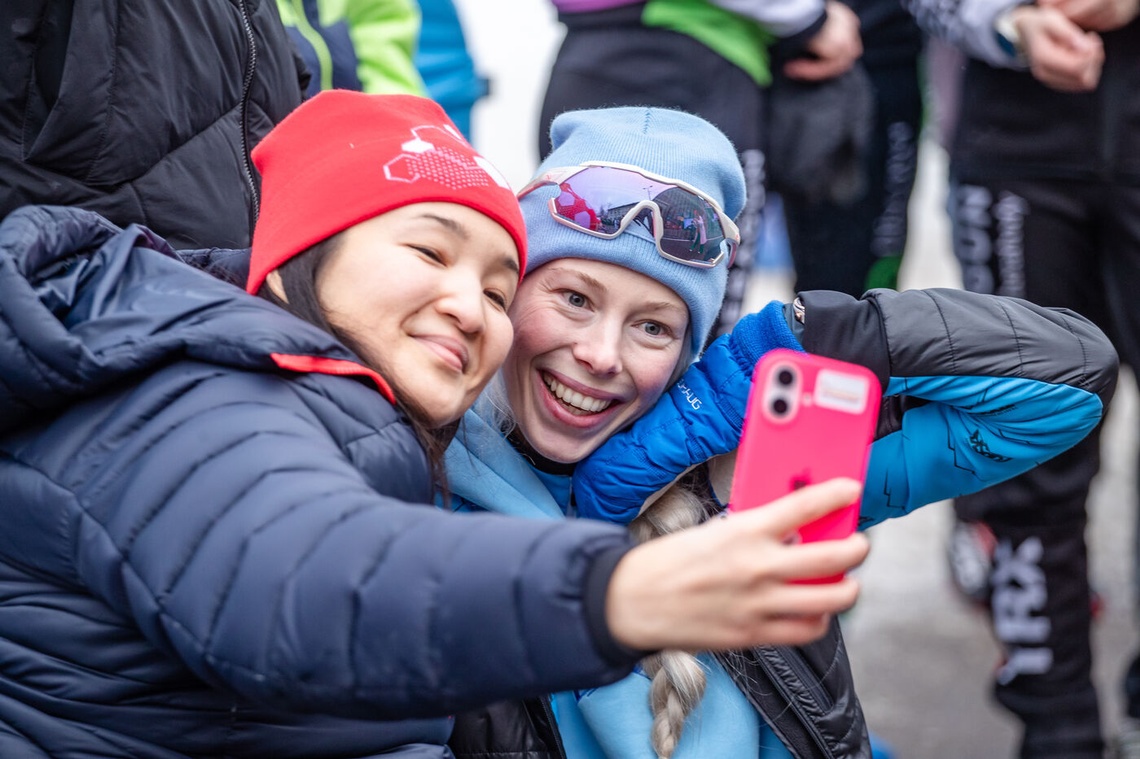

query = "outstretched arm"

[
  {"left": 795, "top": 288, "right": 1118, "bottom": 526},
  {"left": 574, "top": 288, "right": 1116, "bottom": 532}
]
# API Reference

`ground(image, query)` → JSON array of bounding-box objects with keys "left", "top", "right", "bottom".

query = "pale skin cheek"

[
  {"left": 350, "top": 326, "right": 389, "bottom": 371},
  {"left": 626, "top": 359, "right": 681, "bottom": 422},
  {"left": 643, "top": 350, "right": 681, "bottom": 391},
  {"left": 489, "top": 314, "right": 515, "bottom": 365},
  {"left": 504, "top": 326, "right": 547, "bottom": 385},
  {"left": 505, "top": 293, "right": 549, "bottom": 328}
]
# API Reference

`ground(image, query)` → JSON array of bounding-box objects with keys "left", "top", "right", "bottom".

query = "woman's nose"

[
  {"left": 437, "top": 276, "right": 485, "bottom": 333},
  {"left": 572, "top": 319, "right": 623, "bottom": 376}
]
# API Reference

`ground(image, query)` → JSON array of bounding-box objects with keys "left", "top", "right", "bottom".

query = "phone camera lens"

[
  {"left": 777, "top": 368, "right": 795, "bottom": 387},
  {"left": 772, "top": 398, "right": 789, "bottom": 416}
]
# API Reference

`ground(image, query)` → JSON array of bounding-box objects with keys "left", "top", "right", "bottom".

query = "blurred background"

[{"left": 450, "top": 3, "right": 1139, "bottom": 756}]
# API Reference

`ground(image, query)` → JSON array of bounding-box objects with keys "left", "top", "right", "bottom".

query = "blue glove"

[{"left": 572, "top": 301, "right": 802, "bottom": 524}]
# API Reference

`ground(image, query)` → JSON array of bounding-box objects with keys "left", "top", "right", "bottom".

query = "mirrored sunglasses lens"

[
  {"left": 552, "top": 167, "right": 732, "bottom": 265},
  {"left": 553, "top": 168, "right": 664, "bottom": 235},
  {"left": 552, "top": 186, "right": 605, "bottom": 232},
  {"left": 655, "top": 187, "right": 730, "bottom": 264}
]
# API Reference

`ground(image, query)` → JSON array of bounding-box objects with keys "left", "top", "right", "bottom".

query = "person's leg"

[
  {"left": 922, "top": 36, "right": 966, "bottom": 152},
  {"left": 948, "top": 175, "right": 1108, "bottom": 758},
  {"left": 1094, "top": 182, "right": 1140, "bottom": 757},
  {"left": 781, "top": 55, "right": 922, "bottom": 296}
]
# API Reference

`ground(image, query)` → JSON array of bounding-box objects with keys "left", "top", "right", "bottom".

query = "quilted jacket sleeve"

[
  {"left": 797, "top": 288, "right": 1118, "bottom": 526},
  {"left": 902, "top": 0, "right": 1031, "bottom": 67},
  {"left": 60, "top": 365, "right": 638, "bottom": 720}
]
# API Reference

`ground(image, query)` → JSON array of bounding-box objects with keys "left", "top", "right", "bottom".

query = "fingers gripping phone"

[{"left": 727, "top": 349, "right": 880, "bottom": 552}]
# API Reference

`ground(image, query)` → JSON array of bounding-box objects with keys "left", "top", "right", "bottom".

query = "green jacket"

[
  {"left": 276, "top": 0, "right": 426, "bottom": 95},
  {"left": 643, "top": 0, "right": 777, "bottom": 86}
]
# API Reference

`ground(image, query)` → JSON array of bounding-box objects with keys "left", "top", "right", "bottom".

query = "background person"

[
  {"left": 535, "top": 0, "right": 863, "bottom": 338},
  {"left": 775, "top": 0, "right": 925, "bottom": 297},
  {"left": 275, "top": 0, "right": 488, "bottom": 138},
  {"left": 0, "top": 0, "right": 305, "bottom": 249},
  {"left": 275, "top": 0, "right": 425, "bottom": 96},
  {"left": 903, "top": 0, "right": 1138, "bottom": 753}
]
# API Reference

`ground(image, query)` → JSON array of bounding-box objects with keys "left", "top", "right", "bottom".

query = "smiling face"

[
  {"left": 316, "top": 202, "right": 520, "bottom": 428},
  {"left": 504, "top": 258, "right": 689, "bottom": 463}
]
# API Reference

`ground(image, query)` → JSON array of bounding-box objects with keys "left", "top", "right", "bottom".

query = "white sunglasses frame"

[{"left": 517, "top": 160, "right": 741, "bottom": 269}]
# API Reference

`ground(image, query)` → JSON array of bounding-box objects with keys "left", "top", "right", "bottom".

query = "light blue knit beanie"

[{"left": 521, "top": 106, "right": 746, "bottom": 355}]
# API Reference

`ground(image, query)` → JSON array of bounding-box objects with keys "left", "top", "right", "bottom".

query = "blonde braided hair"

[{"left": 628, "top": 474, "right": 718, "bottom": 759}]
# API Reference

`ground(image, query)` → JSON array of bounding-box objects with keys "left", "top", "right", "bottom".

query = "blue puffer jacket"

[{"left": 0, "top": 206, "right": 640, "bottom": 759}]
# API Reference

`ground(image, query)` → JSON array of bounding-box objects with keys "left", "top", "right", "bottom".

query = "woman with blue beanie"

[
  {"left": 442, "top": 103, "right": 1118, "bottom": 758},
  {"left": 0, "top": 90, "right": 875, "bottom": 759}
]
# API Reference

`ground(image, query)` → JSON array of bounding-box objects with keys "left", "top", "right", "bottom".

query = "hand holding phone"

[{"left": 727, "top": 349, "right": 880, "bottom": 579}]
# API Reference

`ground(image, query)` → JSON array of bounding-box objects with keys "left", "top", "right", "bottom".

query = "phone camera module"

[{"left": 764, "top": 363, "right": 799, "bottom": 422}]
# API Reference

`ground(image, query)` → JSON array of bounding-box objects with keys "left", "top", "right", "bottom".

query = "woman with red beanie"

[{"left": 0, "top": 89, "right": 874, "bottom": 758}]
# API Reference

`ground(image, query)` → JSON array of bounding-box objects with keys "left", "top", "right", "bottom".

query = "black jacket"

[
  {"left": 718, "top": 621, "right": 871, "bottom": 759},
  {"left": 905, "top": 0, "right": 1140, "bottom": 184},
  {"left": 449, "top": 622, "right": 868, "bottom": 759},
  {"left": 0, "top": 0, "right": 305, "bottom": 249},
  {"left": 954, "top": 19, "right": 1140, "bottom": 184}
]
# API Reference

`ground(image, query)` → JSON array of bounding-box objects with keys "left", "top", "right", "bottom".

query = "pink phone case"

[{"left": 728, "top": 349, "right": 880, "bottom": 573}]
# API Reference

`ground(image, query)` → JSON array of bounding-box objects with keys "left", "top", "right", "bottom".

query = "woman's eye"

[
  {"left": 415, "top": 246, "right": 443, "bottom": 263},
  {"left": 641, "top": 321, "right": 675, "bottom": 339},
  {"left": 485, "top": 290, "right": 508, "bottom": 309},
  {"left": 564, "top": 291, "right": 588, "bottom": 308}
]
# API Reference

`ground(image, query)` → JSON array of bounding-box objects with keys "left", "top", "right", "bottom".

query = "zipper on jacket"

[
  {"left": 540, "top": 696, "right": 569, "bottom": 759},
  {"left": 780, "top": 646, "right": 834, "bottom": 712},
  {"left": 759, "top": 647, "right": 836, "bottom": 758},
  {"left": 237, "top": 0, "right": 260, "bottom": 220}
]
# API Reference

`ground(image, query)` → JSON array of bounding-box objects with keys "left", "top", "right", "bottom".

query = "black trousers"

[
  {"left": 947, "top": 175, "right": 1140, "bottom": 757},
  {"left": 781, "top": 54, "right": 924, "bottom": 297}
]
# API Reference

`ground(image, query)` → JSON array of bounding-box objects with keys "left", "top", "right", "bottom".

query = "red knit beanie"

[{"left": 246, "top": 90, "right": 527, "bottom": 294}]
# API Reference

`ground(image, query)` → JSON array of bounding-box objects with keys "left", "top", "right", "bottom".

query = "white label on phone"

[{"left": 814, "top": 370, "right": 870, "bottom": 414}]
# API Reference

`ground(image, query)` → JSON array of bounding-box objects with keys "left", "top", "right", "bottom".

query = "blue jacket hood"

[{"left": 0, "top": 205, "right": 363, "bottom": 436}]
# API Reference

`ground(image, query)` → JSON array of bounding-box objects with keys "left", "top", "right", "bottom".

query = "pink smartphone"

[{"left": 727, "top": 349, "right": 880, "bottom": 564}]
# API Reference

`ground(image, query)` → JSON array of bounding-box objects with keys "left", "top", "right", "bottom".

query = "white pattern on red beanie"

[{"left": 247, "top": 90, "right": 526, "bottom": 294}]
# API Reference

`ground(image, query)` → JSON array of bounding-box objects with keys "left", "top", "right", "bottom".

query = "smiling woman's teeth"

[{"left": 544, "top": 375, "right": 613, "bottom": 414}]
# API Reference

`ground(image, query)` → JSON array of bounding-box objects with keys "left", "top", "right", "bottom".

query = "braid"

[
  {"left": 629, "top": 475, "right": 716, "bottom": 758},
  {"left": 643, "top": 649, "right": 707, "bottom": 758}
]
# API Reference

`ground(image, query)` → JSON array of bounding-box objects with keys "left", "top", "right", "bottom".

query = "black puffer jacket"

[
  {"left": 905, "top": 0, "right": 1140, "bottom": 184},
  {"left": 449, "top": 288, "right": 1119, "bottom": 759},
  {"left": 954, "top": 20, "right": 1140, "bottom": 184},
  {"left": 718, "top": 620, "right": 869, "bottom": 758},
  {"left": 0, "top": 205, "right": 641, "bottom": 758},
  {"left": 0, "top": 0, "right": 305, "bottom": 249}
]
